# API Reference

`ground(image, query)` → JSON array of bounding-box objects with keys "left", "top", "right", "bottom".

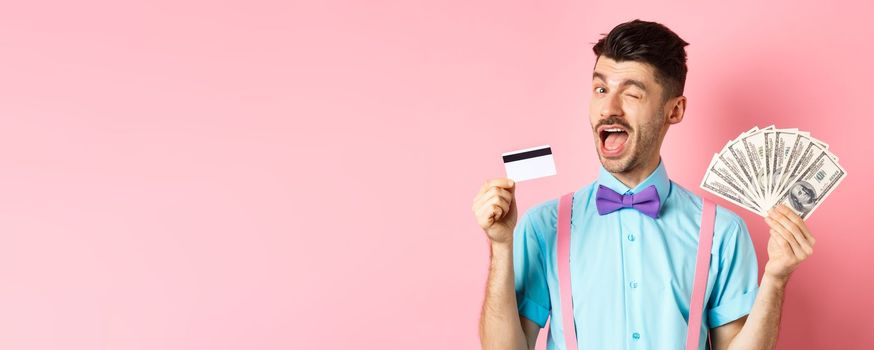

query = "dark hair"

[{"left": 593, "top": 19, "right": 689, "bottom": 101}]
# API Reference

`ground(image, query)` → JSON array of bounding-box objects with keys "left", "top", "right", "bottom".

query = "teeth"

[{"left": 605, "top": 128, "right": 624, "bottom": 132}]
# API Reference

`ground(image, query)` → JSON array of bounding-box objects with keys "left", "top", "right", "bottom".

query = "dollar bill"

[
  {"left": 725, "top": 137, "right": 766, "bottom": 203},
  {"left": 773, "top": 150, "right": 846, "bottom": 219},
  {"left": 737, "top": 126, "right": 771, "bottom": 203},
  {"left": 717, "top": 141, "right": 764, "bottom": 204},
  {"left": 702, "top": 126, "right": 845, "bottom": 219},
  {"left": 701, "top": 154, "right": 763, "bottom": 215},
  {"left": 764, "top": 131, "right": 774, "bottom": 204},
  {"left": 774, "top": 134, "right": 826, "bottom": 201},
  {"left": 770, "top": 129, "right": 800, "bottom": 206}
]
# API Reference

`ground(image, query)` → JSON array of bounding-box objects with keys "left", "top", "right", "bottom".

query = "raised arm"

[
  {"left": 721, "top": 204, "right": 815, "bottom": 350},
  {"left": 473, "top": 178, "right": 539, "bottom": 349}
]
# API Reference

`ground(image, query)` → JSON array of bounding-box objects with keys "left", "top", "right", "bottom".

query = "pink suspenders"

[
  {"left": 551, "top": 192, "right": 578, "bottom": 349},
  {"left": 544, "top": 191, "right": 716, "bottom": 350},
  {"left": 687, "top": 198, "right": 716, "bottom": 350}
]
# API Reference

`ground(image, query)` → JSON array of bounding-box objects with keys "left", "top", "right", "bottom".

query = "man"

[{"left": 472, "top": 19, "right": 815, "bottom": 350}]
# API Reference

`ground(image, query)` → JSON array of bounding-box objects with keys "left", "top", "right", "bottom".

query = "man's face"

[{"left": 589, "top": 56, "right": 671, "bottom": 174}]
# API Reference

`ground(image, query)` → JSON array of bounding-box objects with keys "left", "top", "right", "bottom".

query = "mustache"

[{"left": 595, "top": 117, "right": 633, "bottom": 132}]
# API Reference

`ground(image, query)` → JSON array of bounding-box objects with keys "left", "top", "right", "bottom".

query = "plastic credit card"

[{"left": 502, "top": 145, "right": 556, "bottom": 182}]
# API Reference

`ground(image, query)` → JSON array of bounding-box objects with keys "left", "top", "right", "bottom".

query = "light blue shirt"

[{"left": 514, "top": 159, "right": 759, "bottom": 350}]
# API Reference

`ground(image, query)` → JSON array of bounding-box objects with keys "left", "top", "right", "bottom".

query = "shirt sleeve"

[
  {"left": 706, "top": 210, "right": 760, "bottom": 328},
  {"left": 513, "top": 207, "right": 552, "bottom": 328}
]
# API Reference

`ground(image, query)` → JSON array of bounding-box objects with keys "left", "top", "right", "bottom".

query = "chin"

[{"left": 599, "top": 154, "right": 635, "bottom": 173}]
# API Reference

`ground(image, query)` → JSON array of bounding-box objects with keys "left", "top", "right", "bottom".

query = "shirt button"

[
  {"left": 632, "top": 332, "right": 641, "bottom": 340},
  {"left": 627, "top": 233, "right": 636, "bottom": 242},
  {"left": 629, "top": 281, "right": 639, "bottom": 288}
]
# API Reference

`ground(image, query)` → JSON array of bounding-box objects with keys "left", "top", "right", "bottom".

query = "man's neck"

[{"left": 610, "top": 155, "right": 661, "bottom": 189}]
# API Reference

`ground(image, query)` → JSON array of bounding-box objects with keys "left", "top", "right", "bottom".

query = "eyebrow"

[{"left": 592, "top": 72, "right": 648, "bottom": 92}]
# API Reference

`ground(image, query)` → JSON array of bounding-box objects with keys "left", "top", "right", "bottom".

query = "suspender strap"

[
  {"left": 554, "top": 191, "right": 577, "bottom": 349},
  {"left": 686, "top": 199, "right": 716, "bottom": 350},
  {"left": 550, "top": 193, "right": 717, "bottom": 350}
]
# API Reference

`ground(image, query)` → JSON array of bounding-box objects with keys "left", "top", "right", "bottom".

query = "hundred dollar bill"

[
  {"left": 774, "top": 134, "right": 826, "bottom": 201},
  {"left": 713, "top": 151, "right": 763, "bottom": 206},
  {"left": 717, "top": 141, "right": 764, "bottom": 203},
  {"left": 742, "top": 125, "right": 773, "bottom": 202},
  {"left": 798, "top": 132, "right": 837, "bottom": 161},
  {"left": 764, "top": 130, "right": 775, "bottom": 204},
  {"left": 701, "top": 154, "right": 763, "bottom": 215},
  {"left": 725, "top": 137, "right": 766, "bottom": 203},
  {"left": 770, "top": 129, "right": 800, "bottom": 206},
  {"left": 773, "top": 150, "right": 846, "bottom": 219}
]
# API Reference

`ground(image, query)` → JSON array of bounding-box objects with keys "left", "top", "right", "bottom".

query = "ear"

[{"left": 665, "top": 95, "right": 686, "bottom": 125}]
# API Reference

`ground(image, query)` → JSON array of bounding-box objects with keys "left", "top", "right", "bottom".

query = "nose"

[{"left": 600, "top": 91, "right": 623, "bottom": 119}]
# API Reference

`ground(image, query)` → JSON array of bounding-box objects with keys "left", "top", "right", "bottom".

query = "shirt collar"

[{"left": 596, "top": 158, "right": 672, "bottom": 210}]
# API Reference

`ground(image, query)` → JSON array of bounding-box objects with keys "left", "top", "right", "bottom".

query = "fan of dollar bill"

[{"left": 700, "top": 125, "right": 847, "bottom": 220}]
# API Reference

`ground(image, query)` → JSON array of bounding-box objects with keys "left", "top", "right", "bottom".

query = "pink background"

[{"left": 1, "top": 1, "right": 871, "bottom": 349}]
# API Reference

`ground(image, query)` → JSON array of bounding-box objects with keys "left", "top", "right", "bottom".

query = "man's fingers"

[
  {"left": 475, "top": 192, "right": 510, "bottom": 222},
  {"left": 770, "top": 229, "right": 792, "bottom": 251},
  {"left": 476, "top": 181, "right": 488, "bottom": 198},
  {"left": 769, "top": 216, "right": 806, "bottom": 258},
  {"left": 766, "top": 216, "right": 803, "bottom": 258},
  {"left": 776, "top": 204, "right": 816, "bottom": 246},
  {"left": 775, "top": 204, "right": 811, "bottom": 236},
  {"left": 485, "top": 178, "right": 515, "bottom": 190},
  {"left": 475, "top": 178, "right": 513, "bottom": 199},
  {"left": 492, "top": 205, "right": 503, "bottom": 221},
  {"left": 475, "top": 179, "right": 498, "bottom": 198},
  {"left": 770, "top": 211, "right": 807, "bottom": 247},
  {"left": 486, "top": 195, "right": 510, "bottom": 219},
  {"left": 768, "top": 208, "right": 813, "bottom": 256},
  {"left": 476, "top": 202, "right": 497, "bottom": 225},
  {"left": 770, "top": 229, "right": 799, "bottom": 261},
  {"left": 473, "top": 187, "right": 513, "bottom": 212},
  {"left": 775, "top": 204, "right": 815, "bottom": 242},
  {"left": 473, "top": 185, "right": 497, "bottom": 210},
  {"left": 775, "top": 204, "right": 801, "bottom": 222},
  {"left": 493, "top": 187, "right": 513, "bottom": 206}
]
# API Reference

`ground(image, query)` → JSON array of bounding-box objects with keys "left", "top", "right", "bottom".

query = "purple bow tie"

[{"left": 595, "top": 184, "right": 661, "bottom": 219}]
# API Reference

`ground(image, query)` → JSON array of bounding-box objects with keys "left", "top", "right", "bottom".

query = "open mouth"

[{"left": 598, "top": 126, "right": 630, "bottom": 157}]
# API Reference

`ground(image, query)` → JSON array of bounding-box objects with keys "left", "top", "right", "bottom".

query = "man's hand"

[
  {"left": 763, "top": 204, "right": 817, "bottom": 282},
  {"left": 472, "top": 178, "right": 517, "bottom": 245}
]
